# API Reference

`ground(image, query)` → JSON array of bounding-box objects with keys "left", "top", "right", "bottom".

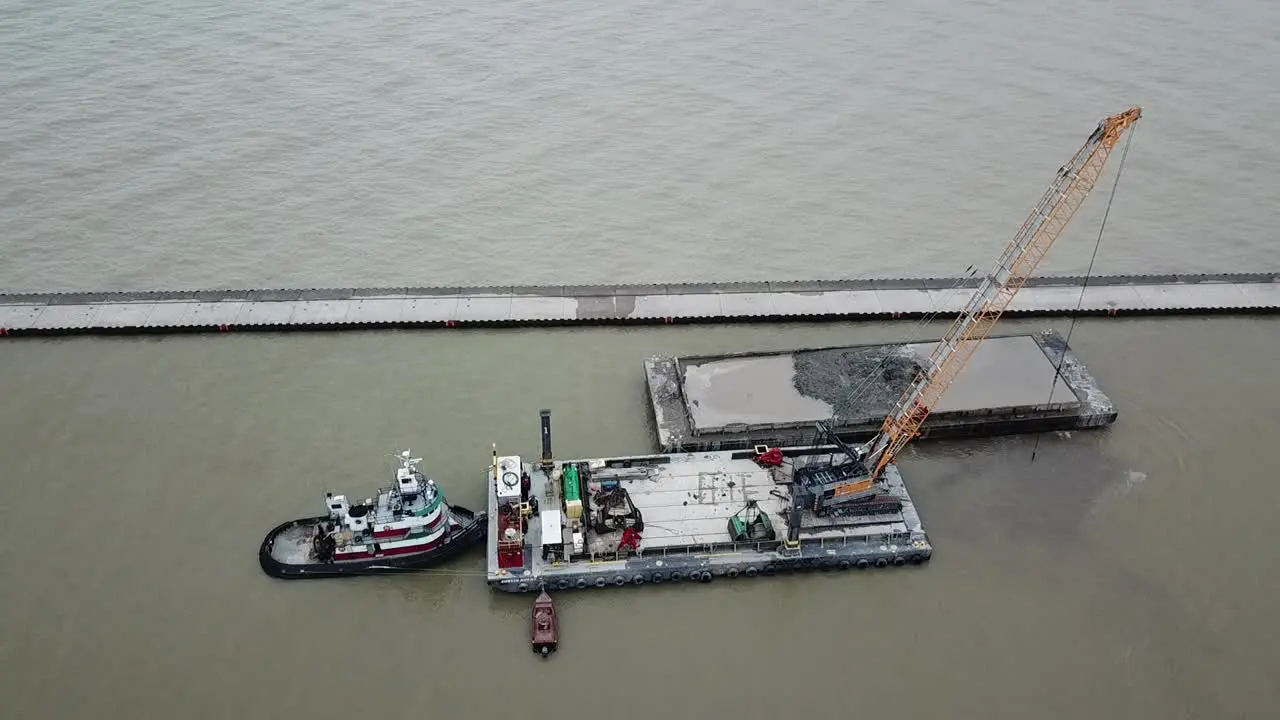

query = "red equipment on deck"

[
  {"left": 753, "top": 447, "right": 784, "bottom": 467},
  {"left": 617, "top": 526, "right": 642, "bottom": 553}
]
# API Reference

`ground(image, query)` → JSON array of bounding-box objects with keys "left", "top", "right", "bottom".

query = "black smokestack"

[{"left": 540, "top": 409, "right": 553, "bottom": 465}]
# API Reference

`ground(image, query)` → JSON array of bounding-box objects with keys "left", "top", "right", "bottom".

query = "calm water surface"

[
  {"left": 1, "top": 0, "right": 1278, "bottom": 717},
  {"left": 1, "top": 316, "right": 1278, "bottom": 718},
  {"left": 1, "top": 0, "right": 1278, "bottom": 291}
]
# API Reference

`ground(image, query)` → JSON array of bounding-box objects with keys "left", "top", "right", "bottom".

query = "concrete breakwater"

[{"left": 0, "top": 273, "right": 1277, "bottom": 336}]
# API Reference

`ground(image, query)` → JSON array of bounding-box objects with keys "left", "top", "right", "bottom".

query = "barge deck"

[
  {"left": 645, "top": 329, "right": 1114, "bottom": 452},
  {"left": 485, "top": 412, "right": 930, "bottom": 594},
  {"left": 1, "top": 273, "right": 1277, "bottom": 335}
]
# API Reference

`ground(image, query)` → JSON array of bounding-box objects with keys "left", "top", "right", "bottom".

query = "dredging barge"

[
  {"left": 260, "top": 450, "right": 486, "bottom": 579},
  {"left": 487, "top": 106, "right": 1145, "bottom": 594},
  {"left": 486, "top": 410, "right": 930, "bottom": 593}
]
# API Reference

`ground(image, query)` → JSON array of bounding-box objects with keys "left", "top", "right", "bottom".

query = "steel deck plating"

[
  {"left": 485, "top": 447, "right": 930, "bottom": 594},
  {"left": 0, "top": 273, "right": 1277, "bottom": 335}
]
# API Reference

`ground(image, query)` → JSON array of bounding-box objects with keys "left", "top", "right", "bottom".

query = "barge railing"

[{"left": 566, "top": 530, "right": 919, "bottom": 564}]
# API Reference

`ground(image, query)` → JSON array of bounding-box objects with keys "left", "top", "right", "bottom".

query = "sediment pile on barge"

[{"left": 645, "top": 329, "right": 1114, "bottom": 452}]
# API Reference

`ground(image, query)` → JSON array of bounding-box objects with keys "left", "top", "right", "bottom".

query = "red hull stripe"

[
  {"left": 373, "top": 515, "right": 447, "bottom": 541},
  {"left": 335, "top": 550, "right": 374, "bottom": 560},
  {"left": 334, "top": 534, "right": 446, "bottom": 561},
  {"left": 378, "top": 535, "right": 445, "bottom": 556},
  {"left": 378, "top": 540, "right": 440, "bottom": 556}
]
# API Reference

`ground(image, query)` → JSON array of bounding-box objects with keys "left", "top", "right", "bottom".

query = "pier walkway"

[{"left": 0, "top": 273, "right": 1276, "bottom": 336}]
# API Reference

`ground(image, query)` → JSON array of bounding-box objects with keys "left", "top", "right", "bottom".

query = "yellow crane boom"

[{"left": 854, "top": 106, "right": 1142, "bottom": 487}]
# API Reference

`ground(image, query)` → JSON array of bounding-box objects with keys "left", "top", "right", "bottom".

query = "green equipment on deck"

[
  {"left": 562, "top": 464, "right": 583, "bottom": 520},
  {"left": 728, "top": 500, "right": 776, "bottom": 542}
]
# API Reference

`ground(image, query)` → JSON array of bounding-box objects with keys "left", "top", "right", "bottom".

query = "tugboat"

[{"left": 258, "top": 450, "right": 487, "bottom": 579}]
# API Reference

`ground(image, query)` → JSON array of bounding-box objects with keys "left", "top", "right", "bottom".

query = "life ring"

[
  {"left": 614, "top": 575, "right": 626, "bottom": 586},
  {"left": 726, "top": 568, "right": 739, "bottom": 579},
  {"left": 594, "top": 577, "right": 606, "bottom": 588},
  {"left": 839, "top": 560, "right": 851, "bottom": 570},
  {"left": 745, "top": 567, "right": 758, "bottom": 577}
]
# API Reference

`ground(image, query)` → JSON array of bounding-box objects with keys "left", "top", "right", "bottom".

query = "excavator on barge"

[
  {"left": 784, "top": 106, "right": 1143, "bottom": 541},
  {"left": 487, "top": 106, "right": 1144, "bottom": 602}
]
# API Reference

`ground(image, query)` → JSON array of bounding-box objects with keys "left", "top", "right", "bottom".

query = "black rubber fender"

[
  {"left": 594, "top": 577, "right": 607, "bottom": 588},
  {"left": 698, "top": 570, "right": 712, "bottom": 583},
  {"left": 856, "top": 559, "right": 869, "bottom": 570},
  {"left": 651, "top": 573, "right": 664, "bottom": 584},
  {"left": 875, "top": 558, "right": 888, "bottom": 568},
  {"left": 668, "top": 571, "right": 682, "bottom": 582},
  {"left": 576, "top": 578, "right": 588, "bottom": 589},
  {"left": 633, "top": 574, "right": 645, "bottom": 585},
  {"left": 839, "top": 559, "right": 851, "bottom": 570},
  {"left": 745, "top": 567, "right": 758, "bottom": 577},
  {"left": 893, "top": 556, "right": 906, "bottom": 566},
  {"left": 614, "top": 575, "right": 626, "bottom": 586},
  {"left": 726, "top": 568, "right": 739, "bottom": 579}
]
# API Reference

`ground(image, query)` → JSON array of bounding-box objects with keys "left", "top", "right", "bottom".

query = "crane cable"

[{"left": 1030, "top": 121, "right": 1139, "bottom": 463}]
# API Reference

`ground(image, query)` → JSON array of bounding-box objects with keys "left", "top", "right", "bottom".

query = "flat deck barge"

[
  {"left": 645, "top": 329, "right": 1114, "bottom": 452},
  {"left": 1, "top": 273, "right": 1277, "bottom": 335},
  {"left": 485, "top": 411, "right": 930, "bottom": 593}
]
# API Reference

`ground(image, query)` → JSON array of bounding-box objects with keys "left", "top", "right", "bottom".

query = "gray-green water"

[
  {"left": 1, "top": 0, "right": 1277, "bottom": 290},
  {"left": 2, "top": 317, "right": 1278, "bottom": 718},
  {"left": 3, "top": 0, "right": 1279, "bottom": 717}
]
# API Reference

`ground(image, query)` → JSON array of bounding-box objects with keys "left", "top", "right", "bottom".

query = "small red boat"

[{"left": 531, "top": 589, "right": 558, "bottom": 658}]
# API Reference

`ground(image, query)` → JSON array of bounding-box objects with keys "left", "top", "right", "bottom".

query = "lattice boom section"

[{"left": 866, "top": 109, "right": 1141, "bottom": 478}]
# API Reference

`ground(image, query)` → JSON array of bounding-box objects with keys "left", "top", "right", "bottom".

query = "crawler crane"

[{"left": 788, "top": 107, "right": 1142, "bottom": 533}]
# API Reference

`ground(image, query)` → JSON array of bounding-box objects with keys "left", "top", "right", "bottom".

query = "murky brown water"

[
  {"left": 2, "top": 315, "right": 1277, "bottom": 718},
  {"left": 3, "top": 0, "right": 1279, "bottom": 291},
  {"left": 3, "top": 0, "right": 1278, "bottom": 715}
]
